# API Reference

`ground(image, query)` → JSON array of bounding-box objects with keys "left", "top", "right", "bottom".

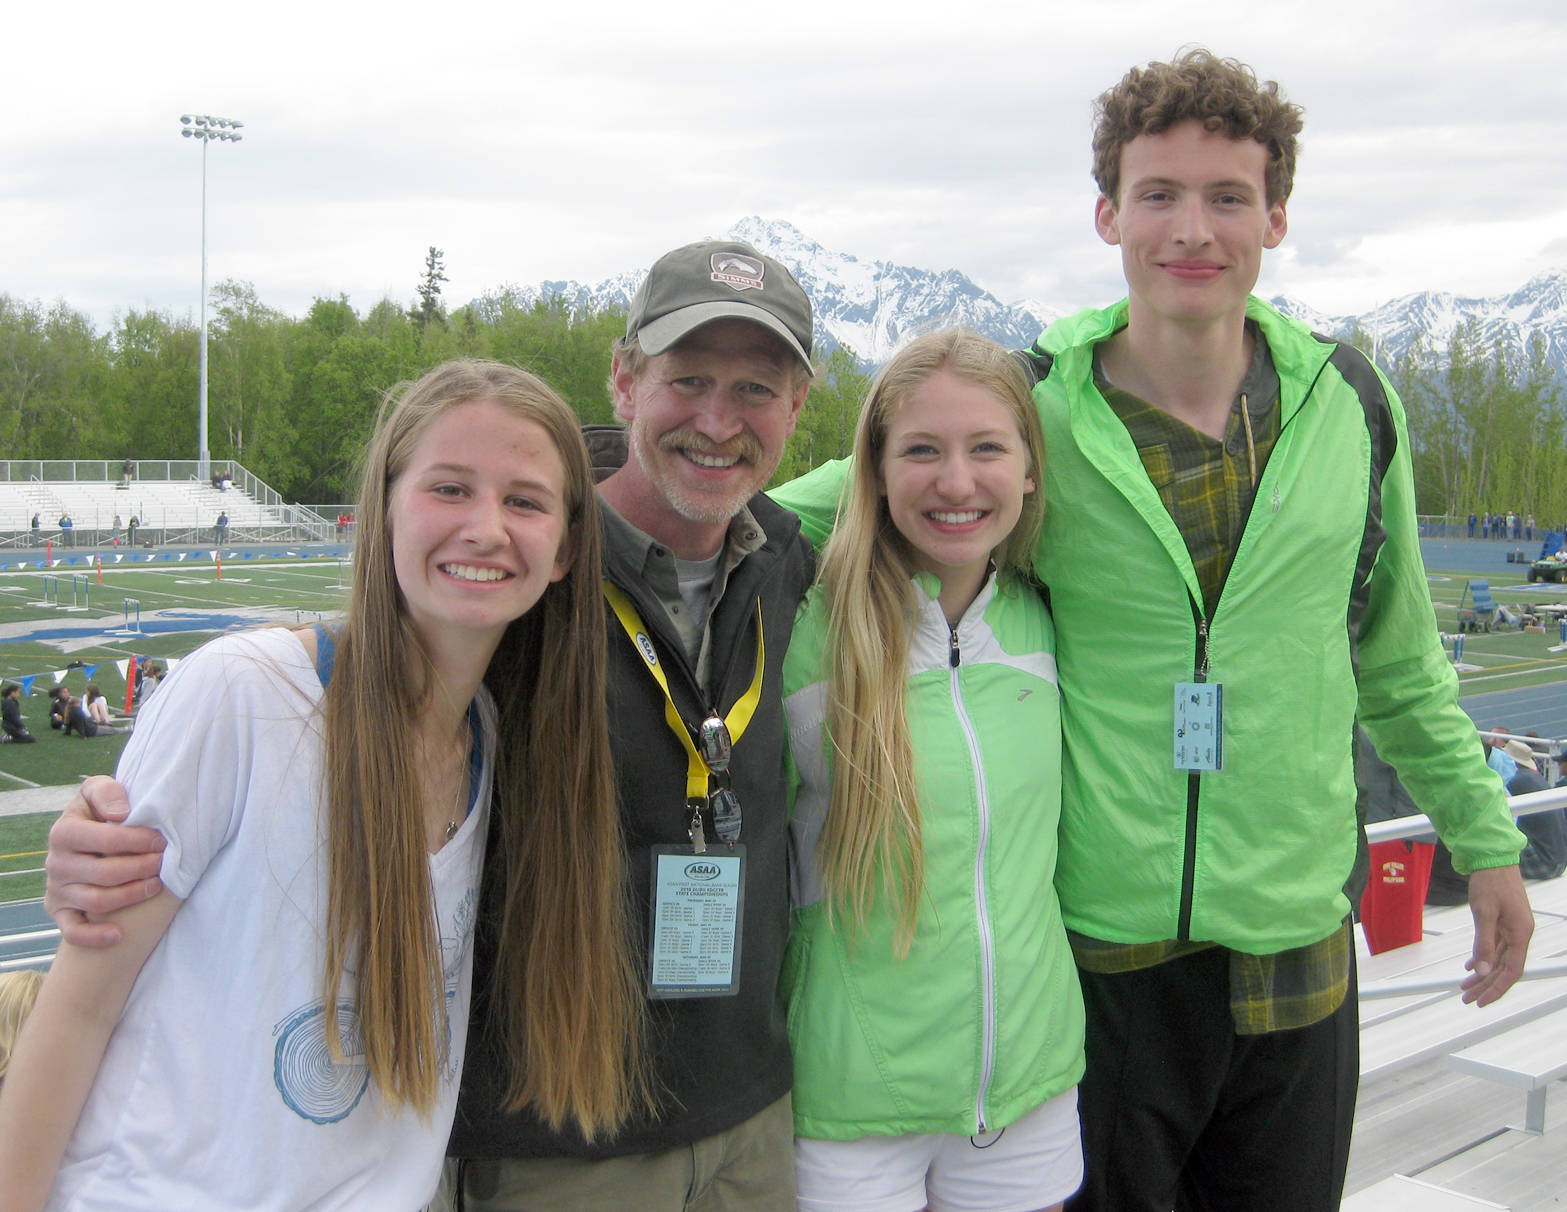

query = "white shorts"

[{"left": 793, "top": 1086, "right": 1082, "bottom": 1212}]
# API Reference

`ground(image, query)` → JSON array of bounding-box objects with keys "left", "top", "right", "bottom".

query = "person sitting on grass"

[
  {"left": 47, "top": 687, "right": 69, "bottom": 731},
  {"left": 84, "top": 684, "right": 114, "bottom": 728},
  {"left": 3, "top": 683, "right": 37, "bottom": 744},
  {"left": 60, "top": 691, "right": 128, "bottom": 739}
]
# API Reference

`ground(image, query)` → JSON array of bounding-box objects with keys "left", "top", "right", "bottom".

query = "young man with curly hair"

[{"left": 1031, "top": 49, "right": 1534, "bottom": 1210}]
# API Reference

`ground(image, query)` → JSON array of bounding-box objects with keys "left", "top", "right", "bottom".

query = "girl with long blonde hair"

[
  {"left": 0, "top": 360, "right": 642, "bottom": 1210},
  {"left": 779, "top": 330, "right": 1084, "bottom": 1211}
]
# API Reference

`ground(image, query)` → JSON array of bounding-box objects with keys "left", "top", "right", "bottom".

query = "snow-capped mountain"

[
  {"left": 725, "top": 217, "right": 1057, "bottom": 363},
  {"left": 490, "top": 218, "right": 1060, "bottom": 365},
  {"left": 1271, "top": 271, "right": 1567, "bottom": 382},
  {"left": 494, "top": 218, "right": 1567, "bottom": 382}
]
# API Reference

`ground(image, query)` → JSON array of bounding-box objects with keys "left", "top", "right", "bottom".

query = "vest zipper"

[{"left": 1177, "top": 601, "right": 1209, "bottom": 940}]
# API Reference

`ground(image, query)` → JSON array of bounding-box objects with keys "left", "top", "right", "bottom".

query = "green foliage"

[
  {"left": 0, "top": 282, "right": 652, "bottom": 500},
  {"left": 414, "top": 246, "right": 448, "bottom": 331},
  {"left": 476, "top": 292, "right": 623, "bottom": 425},
  {"left": 0, "top": 296, "right": 115, "bottom": 458},
  {"left": 109, "top": 309, "right": 200, "bottom": 460},
  {"left": 777, "top": 345, "right": 871, "bottom": 484},
  {"left": 1386, "top": 323, "right": 1565, "bottom": 522}
]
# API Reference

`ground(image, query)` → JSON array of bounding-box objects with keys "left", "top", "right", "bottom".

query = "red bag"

[{"left": 1360, "top": 840, "right": 1436, "bottom": 954}]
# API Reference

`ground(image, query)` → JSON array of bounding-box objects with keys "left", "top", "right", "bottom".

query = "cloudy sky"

[{"left": 7, "top": 0, "right": 1567, "bottom": 334}]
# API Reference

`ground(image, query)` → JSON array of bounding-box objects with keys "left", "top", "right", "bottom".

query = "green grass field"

[
  {"left": 0, "top": 556, "right": 348, "bottom": 793},
  {"left": 4, "top": 552, "right": 1567, "bottom": 910},
  {"left": 0, "top": 813, "right": 49, "bottom": 902},
  {"left": 1425, "top": 565, "right": 1567, "bottom": 695},
  {"left": 0, "top": 555, "right": 349, "bottom": 905}
]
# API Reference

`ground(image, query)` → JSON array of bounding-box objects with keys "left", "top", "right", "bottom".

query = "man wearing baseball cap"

[
  {"left": 43, "top": 239, "right": 818, "bottom": 1212},
  {"left": 446, "top": 237, "right": 817, "bottom": 1209}
]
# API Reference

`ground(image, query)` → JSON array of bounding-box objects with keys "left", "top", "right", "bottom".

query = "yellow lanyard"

[{"left": 601, "top": 580, "right": 765, "bottom": 805}]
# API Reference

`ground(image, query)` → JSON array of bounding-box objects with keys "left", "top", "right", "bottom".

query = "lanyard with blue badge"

[{"left": 602, "top": 580, "right": 762, "bottom": 999}]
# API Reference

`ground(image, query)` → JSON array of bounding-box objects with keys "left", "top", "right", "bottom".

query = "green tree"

[
  {"left": 776, "top": 345, "right": 871, "bottom": 484},
  {"left": 107, "top": 310, "right": 200, "bottom": 461},
  {"left": 478, "top": 292, "right": 623, "bottom": 424},
  {"left": 285, "top": 297, "right": 416, "bottom": 501},
  {"left": 208, "top": 280, "right": 297, "bottom": 487},
  {"left": 0, "top": 296, "right": 113, "bottom": 459},
  {"left": 414, "top": 246, "right": 448, "bottom": 331}
]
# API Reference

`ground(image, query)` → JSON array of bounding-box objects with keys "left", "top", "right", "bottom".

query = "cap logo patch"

[{"left": 710, "top": 253, "right": 765, "bottom": 293}]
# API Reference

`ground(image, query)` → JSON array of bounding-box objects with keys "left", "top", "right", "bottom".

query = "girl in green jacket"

[{"left": 781, "top": 330, "right": 1084, "bottom": 1212}]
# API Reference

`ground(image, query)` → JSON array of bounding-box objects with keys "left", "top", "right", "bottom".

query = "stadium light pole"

[{"left": 179, "top": 114, "right": 244, "bottom": 482}]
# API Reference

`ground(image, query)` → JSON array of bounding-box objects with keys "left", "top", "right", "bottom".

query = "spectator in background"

[
  {"left": 48, "top": 686, "right": 69, "bottom": 730},
  {"left": 137, "top": 664, "right": 165, "bottom": 706},
  {"left": 126, "top": 516, "right": 139, "bottom": 548},
  {"left": 119, "top": 458, "right": 133, "bottom": 488},
  {"left": 84, "top": 684, "right": 113, "bottom": 727},
  {"left": 58, "top": 513, "right": 73, "bottom": 548},
  {"left": 112, "top": 514, "right": 122, "bottom": 545},
  {"left": 61, "top": 690, "right": 127, "bottom": 738},
  {"left": 30, "top": 515, "right": 39, "bottom": 547},
  {"left": 1434, "top": 739, "right": 1567, "bottom": 903},
  {"left": 1487, "top": 725, "right": 1517, "bottom": 784},
  {"left": 2, "top": 684, "right": 36, "bottom": 744},
  {"left": 215, "top": 512, "right": 229, "bottom": 545},
  {"left": 1527, "top": 515, "right": 1536, "bottom": 541},
  {"left": 1468, "top": 512, "right": 1478, "bottom": 538},
  {"left": 1507, "top": 740, "right": 1567, "bottom": 881}
]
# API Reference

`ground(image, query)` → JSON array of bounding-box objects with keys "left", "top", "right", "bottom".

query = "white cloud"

[{"left": 5, "top": 0, "right": 1566, "bottom": 328}]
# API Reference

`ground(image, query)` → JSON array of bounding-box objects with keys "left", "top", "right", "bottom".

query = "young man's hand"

[
  {"left": 1461, "top": 864, "right": 1533, "bottom": 1006},
  {"left": 44, "top": 776, "right": 166, "bottom": 948}
]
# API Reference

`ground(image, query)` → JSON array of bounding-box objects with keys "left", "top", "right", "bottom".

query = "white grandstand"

[{"left": 0, "top": 460, "right": 335, "bottom": 548}]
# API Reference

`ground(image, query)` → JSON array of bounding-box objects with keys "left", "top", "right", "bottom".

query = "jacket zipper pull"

[
  {"left": 949, "top": 624, "right": 960, "bottom": 669},
  {"left": 1195, "top": 618, "right": 1211, "bottom": 682}
]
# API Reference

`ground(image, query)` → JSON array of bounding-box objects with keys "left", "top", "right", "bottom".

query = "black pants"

[{"left": 1066, "top": 946, "right": 1358, "bottom": 1212}]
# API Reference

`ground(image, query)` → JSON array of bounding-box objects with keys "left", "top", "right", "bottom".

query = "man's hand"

[
  {"left": 1461, "top": 864, "right": 1534, "bottom": 1006},
  {"left": 44, "top": 775, "right": 165, "bottom": 948}
]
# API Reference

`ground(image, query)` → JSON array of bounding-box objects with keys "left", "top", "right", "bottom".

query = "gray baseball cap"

[{"left": 626, "top": 240, "right": 814, "bottom": 372}]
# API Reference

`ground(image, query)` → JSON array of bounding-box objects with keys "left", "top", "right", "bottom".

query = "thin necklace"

[{"left": 442, "top": 710, "right": 474, "bottom": 843}]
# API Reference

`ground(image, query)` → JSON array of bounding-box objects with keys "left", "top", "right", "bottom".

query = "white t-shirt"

[{"left": 49, "top": 628, "right": 493, "bottom": 1211}]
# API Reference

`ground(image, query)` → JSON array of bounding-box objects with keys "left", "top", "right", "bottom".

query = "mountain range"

[{"left": 496, "top": 217, "right": 1567, "bottom": 381}]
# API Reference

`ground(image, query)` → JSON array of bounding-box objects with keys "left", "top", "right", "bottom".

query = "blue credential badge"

[
  {"left": 1174, "top": 681, "right": 1223, "bottom": 771},
  {"left": 649, "top": 845, "right": 745, "bottom": 998}
]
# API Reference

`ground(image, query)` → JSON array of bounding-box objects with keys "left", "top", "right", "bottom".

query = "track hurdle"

[
  {"left": 122, "top": 598, "right": 142, "bottom": 634},
  {"left": 1451, "top": 633, "right": 1466, "bottom": 664},
  {"left": 42, "top": 576, "right": 59, "bottom": 607}
]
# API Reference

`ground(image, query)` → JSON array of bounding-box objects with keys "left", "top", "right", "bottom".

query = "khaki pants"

[{"left": 434, "top": 1094, "right": 794, "bottom": 1212}]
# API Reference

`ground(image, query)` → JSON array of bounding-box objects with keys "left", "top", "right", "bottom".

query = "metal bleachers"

[{"left": 0, "top": 460, "right": 332, "bottom": 546}]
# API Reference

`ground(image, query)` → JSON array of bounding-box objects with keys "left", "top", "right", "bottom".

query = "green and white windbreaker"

[{"left": 781, "top": 572, "right": 1084, "bottom": 1141}]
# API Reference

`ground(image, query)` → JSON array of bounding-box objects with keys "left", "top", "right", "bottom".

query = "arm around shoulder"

[
  {"left": 769, "top": 457, "right": 854, "bottom": 551},
  {"left": 45, "top": 777, "right": 167, "bottom": 948}
]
